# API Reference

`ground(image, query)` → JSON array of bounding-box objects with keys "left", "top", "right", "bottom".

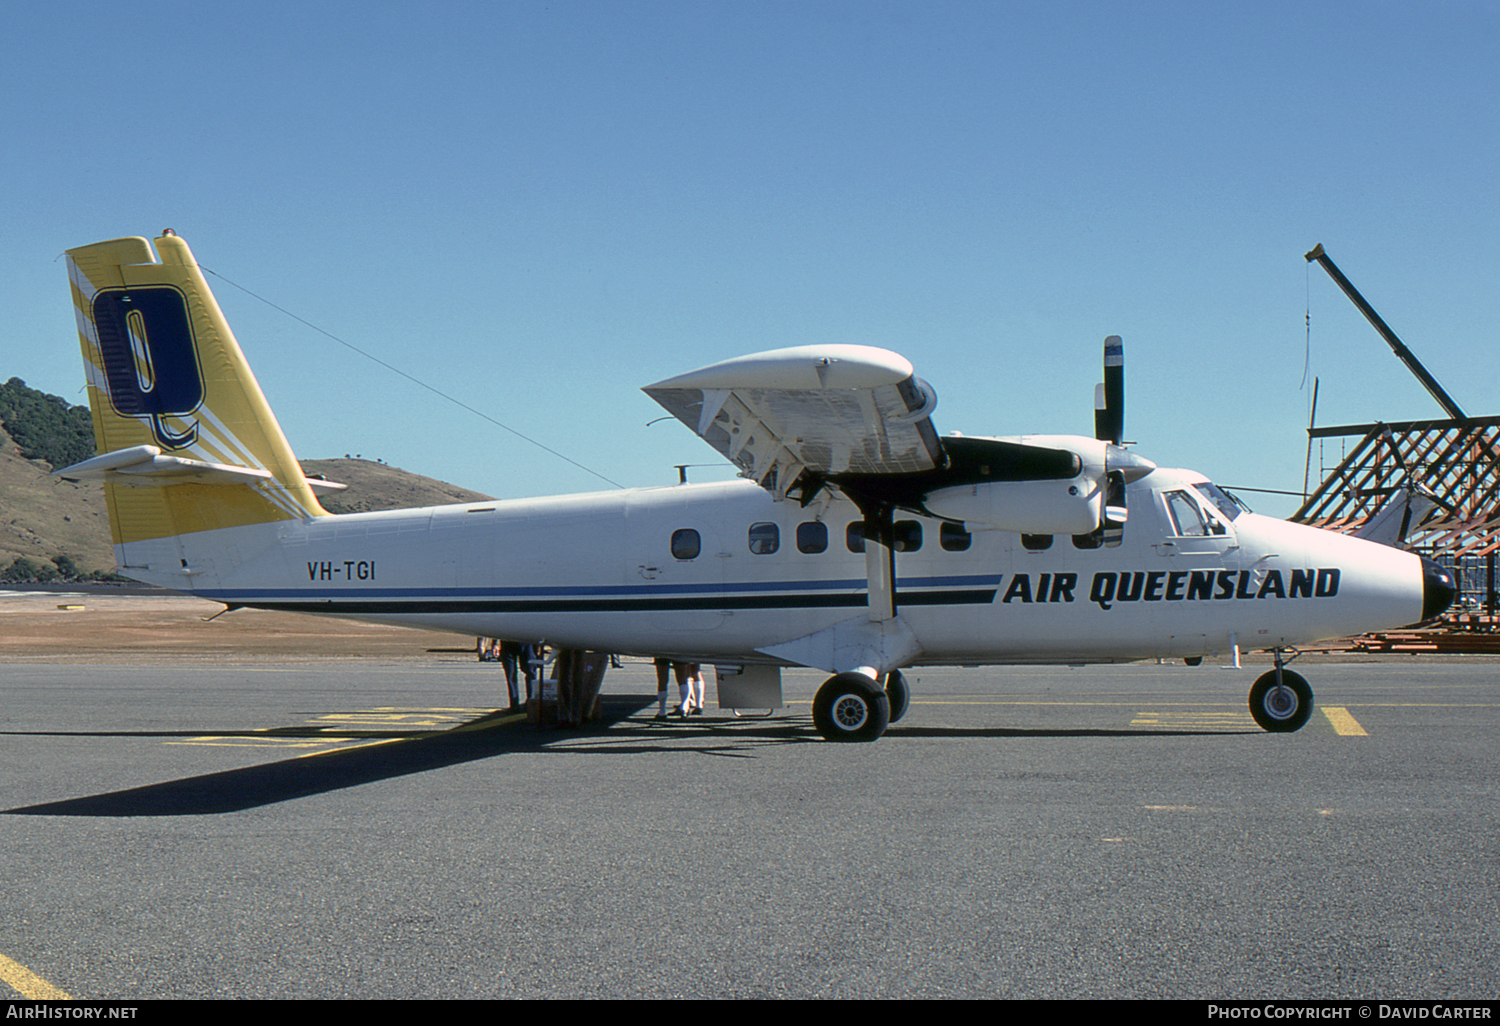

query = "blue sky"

[{"left": 5, "top": 0, "right": 1497, "bottom": 516}]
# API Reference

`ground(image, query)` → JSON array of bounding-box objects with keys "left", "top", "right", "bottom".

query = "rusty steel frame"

[{"left": 1293, "top": 415, "right": 1500, "bottom": 559}]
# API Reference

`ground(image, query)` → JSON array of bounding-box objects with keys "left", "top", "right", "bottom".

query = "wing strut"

[
  {"left": 756, "top": 494, "right": 921, "bottom": 676},
  {"left": 860, "top": 503, "right": 897, "bottom": 623}
]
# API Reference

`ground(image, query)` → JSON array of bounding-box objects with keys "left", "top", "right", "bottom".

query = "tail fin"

[{"left": 60, "top": 233, "right": 328, "bottom": 556}]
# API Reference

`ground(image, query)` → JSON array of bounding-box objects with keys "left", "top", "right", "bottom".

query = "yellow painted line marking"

[
  {"left": 451, "top": 711, "right": 527, "bottom": 733},
  {"left": 313, "top": 713, "right": 468, "bottom": 727},
  {"left": 1132, "top": 711, "right": 1256, "bottom": 728},
  {"left": 161, "top": 707, "right": 499, "bottom": 750},
  {"left": 367, "top": 707, "right": 492, "bottom": 712},
  {"left": 294, "top": 737, "right": 403, "bottom": 759},
  {"left": 1322, "top": 706, "right": 1369, "bottom": 736},
  {"left": 166, "top": 736, "right": 354, "bottom": 750},
  {"left": 0, "top": 950, "right": 72, "bottom": 1000},
  {"left": 1341, "top": 702, "right": 1498, "bottom": 708},
  {"left": 312, "top": 707, "right": 492, "bottom": 728}
]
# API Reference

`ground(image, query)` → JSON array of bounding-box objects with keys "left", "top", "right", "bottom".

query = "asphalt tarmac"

[{"left": 0, "top": 593, "right": 1496, "bottom": 999}]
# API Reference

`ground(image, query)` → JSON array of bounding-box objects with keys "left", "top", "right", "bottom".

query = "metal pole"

[{"left": 1305, "top": 244, "right": 1467, "bottom": 420}]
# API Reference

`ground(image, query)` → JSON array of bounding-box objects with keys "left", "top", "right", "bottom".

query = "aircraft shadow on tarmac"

[
  {"left": 0, "top": 695, "right": 651, "bottom": 817},
  {"left": 1, "top": 696, "right": 1249, "bottom": 817}
]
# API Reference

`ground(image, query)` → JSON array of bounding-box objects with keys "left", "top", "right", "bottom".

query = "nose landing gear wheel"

[
  {"left": 1249, "top": 669, "right": 1313, "bottom": 732},
  {"left": 812, "top": 672, "right": 891, "bottom": 742}
]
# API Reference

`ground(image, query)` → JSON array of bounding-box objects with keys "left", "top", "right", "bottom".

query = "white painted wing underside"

[{"left": 643, "top": 345, "right": 942, "bottom": 499}]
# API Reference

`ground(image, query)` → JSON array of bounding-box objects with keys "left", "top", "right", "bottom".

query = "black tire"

[
  {"left": 812, "top": 673, "right": 890, "bottom": 742},
  {"left": 1248, "top": 669, "right": 1313, "bottom": 732},
  {"left": 884, "top": 670, "right": 910, "bottom": 724},
  {"left": 1183, "top": 656, "right": 1203, "bottom": 667}
]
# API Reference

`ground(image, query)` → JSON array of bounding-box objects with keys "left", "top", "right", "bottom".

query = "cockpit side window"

[
  {"left": 1164, "top": 490, "right": 1227, "bottom": 537},
  {"left": 1165, "top": 492, "right": 1205, "bottom": 536}
]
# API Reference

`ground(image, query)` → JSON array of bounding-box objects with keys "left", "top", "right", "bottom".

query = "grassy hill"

[
  {"left": 0, "top": 436, "right": 115, "bottom": 576},
  {"left": 301, "top": 458, "right": 492, "bottom": 514},
  {"left": 0, "top": 389, "right": 494, "bottom": 579}
]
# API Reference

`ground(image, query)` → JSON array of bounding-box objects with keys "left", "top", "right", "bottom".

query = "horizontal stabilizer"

[{"left": 53, "top": 445, "right": 347, "bottom": 493}]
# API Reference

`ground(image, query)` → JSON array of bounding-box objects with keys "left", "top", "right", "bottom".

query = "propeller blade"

[
  {"left": 1087, "top": 336, "right": 1149, "bottom": 540},
  {"left": 1094, "top": 335, "right": 1125, "bottom": 445}
]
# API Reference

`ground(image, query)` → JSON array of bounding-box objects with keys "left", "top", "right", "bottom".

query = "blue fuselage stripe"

[
  {"left": 199, "top": 574, "right": 1002, "bottom": 605},
  {"left": 201, "top": 575, "right": 1003, "bottom": 614}
]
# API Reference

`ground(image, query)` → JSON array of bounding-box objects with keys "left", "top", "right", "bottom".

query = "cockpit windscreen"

[{"left": 1195, "top": 481, "right": 1250, "bottom": 521}]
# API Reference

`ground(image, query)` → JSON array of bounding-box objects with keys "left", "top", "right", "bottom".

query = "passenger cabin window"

[
  {"left": 846, "top": 520, "right": 921, "bottom": 552},
  {"left": 1021, "top": 533, "right": 1053, "bottom": 551},
  {"left": 797, "top": 521, "right": 828, "bottom": 554},
  {"left": 748, "top": 522, "right": 779, "bottom": 555},
  {"left": 941, "top": 523, "right": 972, "bottom": 551},
  {"left": 671, "top": 528, "right": 701, "bottom": 560}
]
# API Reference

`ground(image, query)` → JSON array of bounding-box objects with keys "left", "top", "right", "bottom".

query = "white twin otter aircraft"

[{"left": 58, "top": 233, "right": 1455, "bottom": 741}]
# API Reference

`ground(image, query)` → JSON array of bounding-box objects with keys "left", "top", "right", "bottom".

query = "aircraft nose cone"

[{"left": 1420, "top": 556, "right": 1457, "bottom": 622}]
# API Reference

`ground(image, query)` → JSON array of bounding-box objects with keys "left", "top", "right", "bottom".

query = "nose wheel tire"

[
  {"left": 813, "top": 673, "right": 891, "bottom": 742},
  {"left": 1248, "top": 669, "right": 1313, "bottom": 733}
]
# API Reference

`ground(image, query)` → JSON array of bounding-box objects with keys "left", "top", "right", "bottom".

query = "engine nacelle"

[
  {"left": 923, "top": 478, "right": 1101, "bottom": 534},
  {"left": 922, "top": 434, "right": 1109, "bottom": 534}
]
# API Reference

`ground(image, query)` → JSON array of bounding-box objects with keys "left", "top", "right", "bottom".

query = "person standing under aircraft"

[
  {"left": 653, "top": 659, "right": 703, "bottom": 718},
  {"left": 671, "top": 661, "right": 702, "bottom": 717},
  {"left": 499, "top": 640, "right": 533, "bottom": 711},
  {"left": 654, "top": 657, "right": 673, "bottom": 719}
]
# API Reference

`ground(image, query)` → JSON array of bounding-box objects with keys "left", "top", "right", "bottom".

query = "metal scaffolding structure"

[
  {"left": 1295, "top": 415, "right": 1500, "bottom": 556},
  {"left": 1293, "top": 415, "right": 1500, "bottom": 614}
]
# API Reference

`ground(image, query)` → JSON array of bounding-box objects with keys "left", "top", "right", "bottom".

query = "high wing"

[
  {"left": 643, "top": 345, "right": 943, "bottom": 501},
  {"left": 643, "top": 341, "right": 1143, "bottom": 686},
  {"left": 644, "top": 343, "right": 1154, "bottom": 541}
]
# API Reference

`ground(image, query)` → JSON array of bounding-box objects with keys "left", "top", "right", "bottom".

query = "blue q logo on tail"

[{"left": 91, "top": 286, "right": 204, "bottom": 449}]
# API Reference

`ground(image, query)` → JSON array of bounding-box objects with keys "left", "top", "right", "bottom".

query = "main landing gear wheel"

[
  {"left": 884, "top": 670, "right": 910, "bottom": 724},
  {"left": 812, "top": 672, "right": 890, "bottom": 742},
  {"left": 1248, "top": 669, "right": 1313, "bottom": 733}
]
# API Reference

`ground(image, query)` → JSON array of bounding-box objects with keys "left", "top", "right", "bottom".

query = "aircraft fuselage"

[{"left": 122, "top": 470, "right": 1431, "bottom": 670}]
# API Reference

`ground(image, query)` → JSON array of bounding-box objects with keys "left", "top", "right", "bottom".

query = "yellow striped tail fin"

[{"left": 60, "top": 233, "right": 330, "bottom": 551}]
